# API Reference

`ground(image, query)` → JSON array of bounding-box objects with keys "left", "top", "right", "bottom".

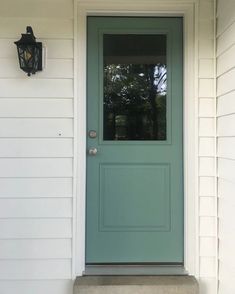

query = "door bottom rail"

[{"left": 84, "top": 264, "right": 187, "bottom": 276}]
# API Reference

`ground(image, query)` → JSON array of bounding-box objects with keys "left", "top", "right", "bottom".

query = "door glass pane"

[{"left": 103, "top": 34, "right": 167, "bottom": 141}]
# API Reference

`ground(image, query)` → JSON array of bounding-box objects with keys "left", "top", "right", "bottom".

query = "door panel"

[
  {"left": 86, "top": 17, "right": 183, "bottom": 264},
  {"left": 99, "top": 163, "right": 170, "bottom": 232}
]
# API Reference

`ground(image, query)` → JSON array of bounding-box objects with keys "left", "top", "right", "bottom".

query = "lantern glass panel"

[{"left": 17, "top": 45, "right": 39, "bottom": 75}]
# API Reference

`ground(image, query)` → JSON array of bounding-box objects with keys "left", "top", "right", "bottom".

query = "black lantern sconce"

[{"left": 14, "top": 26, "right": 42, "bottom": 76}]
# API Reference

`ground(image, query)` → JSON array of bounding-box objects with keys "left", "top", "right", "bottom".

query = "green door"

[{"left": 86, "top": 17, "right": 183, "bottom": 264}]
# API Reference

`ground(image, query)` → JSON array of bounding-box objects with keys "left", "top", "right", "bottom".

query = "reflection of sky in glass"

[
  {"left": 154, "top": 65, "right": 167, "bottom": 95},
  {"left": 136, "top": 66, "right": 167, "bottom": 94}
]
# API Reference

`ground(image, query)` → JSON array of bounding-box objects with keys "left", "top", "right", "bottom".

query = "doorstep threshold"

[
  {"left": 85, "top": 264, "right": 188, "bottom": 276},
  {"left": 74, "top": 276, "right": 199, "bottom": 294}
]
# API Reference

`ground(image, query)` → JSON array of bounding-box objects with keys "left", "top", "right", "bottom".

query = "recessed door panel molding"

[{"left": 99, "top": 163, "right": 170, "bottom": 232}]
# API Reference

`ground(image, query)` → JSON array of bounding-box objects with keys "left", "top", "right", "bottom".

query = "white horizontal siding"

[
  {"left": 0, "top": 239, "right": 71, "bottom": 259},
  {"left": 0, "top": 138, "right": 73, "bottom": 157},
  {"left": 0, "top": 79, "right": 73, "bottom": 98},
  {"left": 0, "top": 0, "right": 73, "bottom": 18},
  {"left": 217, "top": 0, "right": 235, "bottom": 36},
  {"left": 0, "top": 158, "right": 72, "bottom": 177},
  {"left": 218, "top": 178, "right": 235, "bottom": 197},
  {"left": 219, "top": 261, "right": 235, "bottom": 282},
  {"left": 0, "top": 178, "right": 72, "bottom": 197},
  {"left": 217, "top": 21, "right": 235, "bottom": 56},
  {"left": 0, "top": 59, "right": 73, "bottom": 79},
  {"left": 217, "top": 44, "right": 235, "bottom": 77},
  {"left": 218, "top": 71, "right": 235, "bottom": 100},
  {"left": 219, "top": 216, "right": 235, "bottom": 239},
  {"left": 43, "top": 39, "right": 74, "bottom": 59},
  {"left": 0, "top": 280, "right": 73, "bottom": 294},
  {"left": 0, "top": 0, "right": 74, "bottom": 292},
  {"left": 219, "top": 238, "right": 235, "bottom": 263},
  {"left": 218, "top": 158, "right": 235, "bottom": 182},
  {"left": 218, "top": 276, "right": 234, "bottom": 293},
  {"left": 217, "top": 1, "right": 235, "bottom": 293},
  {"left": 218, "top": 114, "right": 235, "bottom": 137},
  {"left": 0, "top": 198, "right": 72, "bottom": 218},
  {"left": 218, "top": 137, "right": 235, "bottom": 159},
  {"left": 0, "top": 1, "right": 218, "bottom": 294},
  {"left": 0, "top": 39, "right": 73, "bottom": 59},
  {"left": 0, "top": 18, "right": 73, "bottom": 39},
  {"left": 0, "top": 219, "right": 72, "bottom": 239},
  {"left": 0, "top": 99, "right": 73, "bottom": 117},
  {"left": 0, "top": 118, "right": 73, "bottom": 137},
  {"left": 195, "top": 1, "right": 217, "bottom": 291},
  {"left": 0, "top": 259, "right": 71, "bottom": 279},
  {"left": 217, "top": 91, "right": 235, "bottom": 117},
  {"left": 218, "top": 198, "right": 235, "bottom": 222}
]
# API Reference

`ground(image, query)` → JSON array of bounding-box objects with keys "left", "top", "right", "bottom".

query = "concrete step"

[{"left": 74, "top": 276, "right": 198, "bottom": 294}]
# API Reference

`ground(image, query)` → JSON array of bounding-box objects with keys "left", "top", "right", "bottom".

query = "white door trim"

[{"left": 73, "top": 0, "right": 198, "bottom": 278}]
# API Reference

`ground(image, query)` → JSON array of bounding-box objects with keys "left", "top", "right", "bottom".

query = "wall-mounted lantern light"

[{"left": 14, "top": 26, "right": 42, "bottom": 76}]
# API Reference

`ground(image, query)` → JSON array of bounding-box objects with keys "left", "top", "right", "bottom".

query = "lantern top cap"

[
  {"left": 14, "top": 26, "right": 37, "bottom": 46},
  {"left": 26, "top": 26, "right": 35, "bottom": 39}
]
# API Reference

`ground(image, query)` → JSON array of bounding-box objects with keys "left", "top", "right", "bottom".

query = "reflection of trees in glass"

[{"left": 103, "top": 63, "right": 167, "bottom": 140}]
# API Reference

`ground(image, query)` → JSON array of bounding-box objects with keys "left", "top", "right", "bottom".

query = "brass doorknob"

[{"left": 88, "top": 147, "right": 98, "bottom": 156}]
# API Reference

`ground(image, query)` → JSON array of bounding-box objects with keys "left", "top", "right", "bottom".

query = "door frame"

[{"left": 73, "top": 0, "right": 199, "bottom": 278}]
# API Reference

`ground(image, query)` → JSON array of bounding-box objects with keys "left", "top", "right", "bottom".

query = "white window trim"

[{"left": 73, "top": 0, "right": 199, "bottom": 278}]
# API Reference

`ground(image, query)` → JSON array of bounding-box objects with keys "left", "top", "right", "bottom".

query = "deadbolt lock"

[{"left": 88, "top": 130, "right": 97, "bottom": 139}]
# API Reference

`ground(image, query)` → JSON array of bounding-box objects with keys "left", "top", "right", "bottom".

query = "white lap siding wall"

[
  {"left": 0, "top": 0, "right": 74, "bottom": 294},
  {"left": 198, "top": 1, "right": 217, "bottom": 294},
  {"left": 217, "top": 0, "right": 235, "bottom": 293},
  {"left": 0, "top": 0, "right": 218, "bottom": 294}
]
